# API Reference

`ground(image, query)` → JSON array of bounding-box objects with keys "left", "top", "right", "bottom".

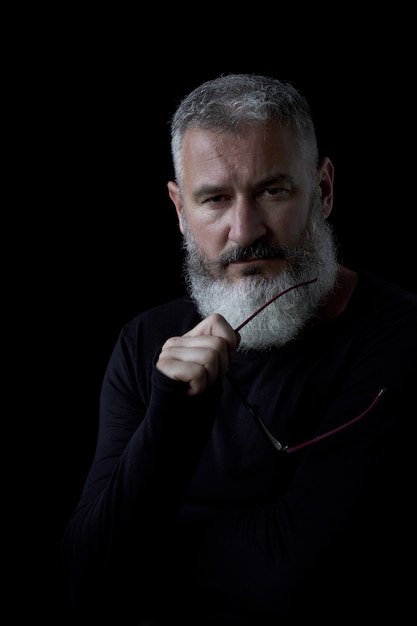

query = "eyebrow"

[
  {"left": 192, "top": 173, "right": 294, "bottom": 202},
  {"left": 192, "top": 184, "right": 225, "bottom": 202}
]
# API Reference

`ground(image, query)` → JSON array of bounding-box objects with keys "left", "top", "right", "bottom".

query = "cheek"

[
  {"left": 270, "top": 208, "right": 310, "bottom": 246},
  {"left": 188, "top": 217, "right": 228, "bottom": 258}
]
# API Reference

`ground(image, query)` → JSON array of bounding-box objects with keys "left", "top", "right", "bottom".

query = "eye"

[
  {"left": 206, "top": 194, "right": 229, "bottom": 205},
  {"left": 261, "top": 187, "right": 290, "bottom": 199}
]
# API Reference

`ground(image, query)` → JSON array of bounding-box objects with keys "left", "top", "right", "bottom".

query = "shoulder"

[
  {"left": 347, "top": 272, "right": 417, "bottom": 369},
  {"left": 119, "top": 296, "right": 201, "bottom": 349},
  {"left": 103, "top": 297, "right": 202, "bottom": 384},
  {"left": 354, "top": 272, "right": 417, "bottom": 321}
]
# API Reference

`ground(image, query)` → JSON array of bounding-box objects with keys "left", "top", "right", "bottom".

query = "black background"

[{"left": 16, "top": 11, "right": 416, "bottom": 622}]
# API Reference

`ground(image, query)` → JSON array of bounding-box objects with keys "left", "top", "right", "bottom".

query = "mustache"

[{"left": 212, "top": 242, "right": 289, "bottom": 266}]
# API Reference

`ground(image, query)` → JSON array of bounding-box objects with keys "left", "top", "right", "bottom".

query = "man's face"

[
  {"left": 167, "top": 124, "right": 337, "bottom": 351},
  {"left": 168, "top": 124, "right": 332, "bottom": 283}
]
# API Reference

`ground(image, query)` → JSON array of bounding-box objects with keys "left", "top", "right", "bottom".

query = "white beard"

[{"left": 181, "top": 197, "right": 339, "bottom": 352}]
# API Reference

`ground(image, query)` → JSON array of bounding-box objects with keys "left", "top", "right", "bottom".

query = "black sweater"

[{"left": 61, "top": 272, "right": 417, "bottom": 624}]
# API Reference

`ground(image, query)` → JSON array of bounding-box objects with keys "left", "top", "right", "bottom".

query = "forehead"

[
  {"left": 181, "top": 124, "right": 304, "bottom": 181},
  {"left": 182, "top": 125, "right": 301, "bottom": 165}
]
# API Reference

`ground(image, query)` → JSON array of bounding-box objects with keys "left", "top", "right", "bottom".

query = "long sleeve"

[
  {"left": 61, "top": 330, "right": 222, "bottom": 613},
  {"left": 60, "top": 279, "right": 417, "bottom": 623}
]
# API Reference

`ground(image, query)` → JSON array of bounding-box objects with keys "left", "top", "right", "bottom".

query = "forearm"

[{"left": 61, "top": 369, "right": 221, "bottom": 606}]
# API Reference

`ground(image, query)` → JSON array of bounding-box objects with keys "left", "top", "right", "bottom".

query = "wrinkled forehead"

[
  {"left": 178, "top": 124, "right": 311, "bottom": 194},
  {"left": 181, "top": 124, "right": 303, "bottom": 168}
]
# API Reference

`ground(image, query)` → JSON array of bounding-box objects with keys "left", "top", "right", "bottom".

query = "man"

[{"left": 61, "top": 74, "right": 417, "bottom": 624}]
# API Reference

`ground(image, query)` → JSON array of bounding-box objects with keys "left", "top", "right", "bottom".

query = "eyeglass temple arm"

[{"left": 226, "top": 370, "right": 287, "bottom": 452}]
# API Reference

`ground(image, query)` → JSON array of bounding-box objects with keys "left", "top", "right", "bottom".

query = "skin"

[{"left": 158, "top": 125, "right": 358, "bottom": 395}]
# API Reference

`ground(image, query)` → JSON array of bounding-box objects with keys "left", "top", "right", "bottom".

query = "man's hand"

[{"left": 156, "top": 314, "right": 240, "bottom": 395}]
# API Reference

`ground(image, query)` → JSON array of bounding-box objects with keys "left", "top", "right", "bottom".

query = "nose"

[{"left": 228, "top": 198, "right": 267, "bottom": 247}]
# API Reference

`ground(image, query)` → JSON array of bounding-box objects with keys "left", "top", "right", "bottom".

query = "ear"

[
  {"left": 317, "top": 157, "right": 334, "bottom": 219},
  {"left": 167, "top": 181, "right": 184, "bottom": 234}
]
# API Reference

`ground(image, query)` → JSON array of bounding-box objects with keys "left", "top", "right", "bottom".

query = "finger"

[
  {"left": 157, "top": 357, "right": 213, "bottom": 396},
  {"left": 184, "top": 313, "right": 239, "bottom": 352},
  {"left": 157, "top": 341, "right": 225, "bottom": 389},
  {"left": 183, "top": 313, "right": 234, "bottom": 339}
]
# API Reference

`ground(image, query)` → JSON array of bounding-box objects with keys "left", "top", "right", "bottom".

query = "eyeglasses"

[{"left": 227, "top": 278, "right": 387, "bottom": 453}]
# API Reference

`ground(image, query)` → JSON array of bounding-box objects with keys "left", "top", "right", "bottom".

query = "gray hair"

[{"left": 170, "top": 73, "right": 319, "bottom": 187}]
